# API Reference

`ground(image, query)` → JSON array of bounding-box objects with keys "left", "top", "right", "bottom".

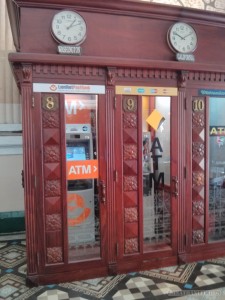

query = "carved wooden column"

[
  {"left": 106, "top": 67, "right": 117, "bottom": 274},
  {"left": 192, "top": 97, "right": 206, "bottom": 245},
  {"left": 122, "top": 95, "right": 139, "bottom": 255},
  {"left": 41, "top": 93, "right": 64, "bottom": 265},
  {"left": 15, "top": 63, "right": 38, "bottom": 282}
]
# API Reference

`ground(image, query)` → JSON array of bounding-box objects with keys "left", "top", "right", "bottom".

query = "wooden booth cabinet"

[{"left": 6, "top": 0, "right": 225, "bottom": 285}]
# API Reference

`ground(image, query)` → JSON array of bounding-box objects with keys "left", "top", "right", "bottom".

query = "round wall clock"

[
  {"left": 51, "top": 10, "right": 87, "bottom": 45},
  {"left": 167, "top": 22, "right": 197, "bottom": 54}
]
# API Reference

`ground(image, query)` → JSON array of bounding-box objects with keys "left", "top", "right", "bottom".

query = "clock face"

[
  {"left": 51, "top": 10, "right": 87, "bottom": 45},
  {"left": 168, "top": 22, "right": 197, "bottom": 54}
]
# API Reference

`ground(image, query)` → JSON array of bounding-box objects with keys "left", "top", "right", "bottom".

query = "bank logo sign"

[
  {"left": 199, "top": 89, "right": 225, "bottom": 97},
  {"left": 33, "top": 83, "right": 105, "bottom": 94},
  {"left": 116, "top": 86, "right": 177, "bottom": 96}
]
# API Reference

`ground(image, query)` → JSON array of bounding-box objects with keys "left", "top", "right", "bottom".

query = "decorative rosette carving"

[
  {"left": 124, "top": 207, "right": 138, "bottom": 223},
  {"left": 125, "top": 238, "right": 138, "bottom": 254},
  {"left": 193, "top": 230, "right": 204, "bottom": 244},
  {"left": 123, "top": 144, "right": 137, "bottom": 160},
  {"left": 47, "top": 247, "right": 62, "bottom": 263},
  {"left": 123, "top": 113, "right": 137, "bottom": 128},
  {"left": 46, "top": 214, "right": 62, "bottom": 231},
  {"left": 124, "top": 176, "right": 137, "bottom": 191},
  {"left": 193, "top": 201, "right": 204, "bottom": 216}
]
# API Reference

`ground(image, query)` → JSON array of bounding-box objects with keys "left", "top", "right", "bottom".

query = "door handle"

[
  {"left": 100, "top": 180, "right": 106, "bottom": 204},
  {"left": 172, "top": 176, "right": 178, "bottom": 197}
]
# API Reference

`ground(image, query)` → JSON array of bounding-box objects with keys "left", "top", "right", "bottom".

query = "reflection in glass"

[
  {"left": 209, "top": 98, "right": 225, "bottom": 242},
  {"left": 65, "top": 94, "right": 100, "bottom": 261},
  {"left": 142, "top": 96, "right": 171, "bottom": 251}
]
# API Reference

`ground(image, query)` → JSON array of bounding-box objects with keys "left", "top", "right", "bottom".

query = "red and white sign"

[{"left": 67, "top": 160, "right": 98, "bottom": 180}]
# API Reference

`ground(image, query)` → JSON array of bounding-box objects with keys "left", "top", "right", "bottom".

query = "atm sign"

[{"left": 67, "top": 160, "right": 98, "bottom": 180}]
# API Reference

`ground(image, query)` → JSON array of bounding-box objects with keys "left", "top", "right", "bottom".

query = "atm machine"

[{"left": 66, "top": 124, "right": 95, "bottom": 245}]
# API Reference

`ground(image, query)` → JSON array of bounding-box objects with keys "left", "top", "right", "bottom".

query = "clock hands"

[
  {"left": 183, "top": 32, "right": 194, "bottom": 39},
  {"left": 174, "top": 32, "right": 185, "bottom": 40},
  {"left": 66, "top": 20, "right": 81, "bottom": 30},
  {"left": 174, "top": 31, "right": 193, "bottom": 40}
]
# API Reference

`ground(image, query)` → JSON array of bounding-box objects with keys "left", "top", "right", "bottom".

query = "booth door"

[
  {"left": 114, "top": 94, "right": 178, "bottom": 263},
  {"left": 35, "top": 92, "right": 107, "bottom": 274},
  {"left": 64, "top": 94, "right": 107, "bottom": 263}
]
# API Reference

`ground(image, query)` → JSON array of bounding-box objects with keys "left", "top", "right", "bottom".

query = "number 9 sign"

[{"left": 123, "top": 96, "right": 137, "bottom": 112}]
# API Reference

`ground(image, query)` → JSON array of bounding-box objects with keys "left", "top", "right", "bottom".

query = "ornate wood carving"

[
  {"left": 192, "top": 97, "right": 206, "bottom": 245},
  {"left": 13, "top": 63, "right": 32, "bottom": 90},
  {"left": 124, "top": 176, "right": 138, "bottom": 191},
  {"left": 31, "top": 65, "right": 225, "bottom": 86},
  {"left": 47, "top": 247, "right": 63, "bottom": 264},
  {"left": 46, "top": 214, "right": 62, "bottom": 231},
  {"left": 193, "top": 230, "right": 204, "bottom": 244},
  {"left": 125, "top": 238, "right": 138, "bottom": 254},
  {"left": 193, "top": 172, "right": 204, "bottom": 187},
  {"left": 44, "top": 146, "right": 60, "bottom": 163},
  {"left": 33, "top": 64, "right": 105, "bottom": 79},
  {"left": 42, "top": 111, "right": 60, "bottom": 128},
  {"left": 45, "top": 180, "right": 61, "bottom": 197},
  {"left": 124, "top": 207, "right": 138, "bottom": 223},
  {"left": 22, "top": 64, "right": 32, "bottom": 83},
  {"left": 192, "top": 142, "right": 204, "bottom": 158},
  {"left": 41, "top": 93, "right": 63, "bottom": 263},
  {"left": 123, "top": 144, "right": 137, "bottom": 160},
  {"left": 193, "top": 201, "right": 204, "bottom": 216},
  {"left": 107, "top": 67, "right": 116, "bottom": 86},
  {"left": 178, "top": 70, "right": 188, "bottom": 89},
  {"left": 123, "top": 113, "right": 137, "bottom": 128},
  {"left": 122, "top": 95, "right": 139, "bottom": 254},
  {"left": 117, "top": 68, "right": 177, "bottom": 80}
]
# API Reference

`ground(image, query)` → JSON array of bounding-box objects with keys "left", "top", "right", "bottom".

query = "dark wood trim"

[{"left": 8, "top": 53, "right": 225, "bottom": 74}]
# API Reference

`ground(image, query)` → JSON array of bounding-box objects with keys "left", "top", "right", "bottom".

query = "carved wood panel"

[
  {"left": 122, "top": 95, "right": 139, "bottom": 254},
  {"left": 192, "top": 97, "right": 206, "bottom": 245},
  {"left": 41, "top": 93, "right": 63, "bottom": 264}
]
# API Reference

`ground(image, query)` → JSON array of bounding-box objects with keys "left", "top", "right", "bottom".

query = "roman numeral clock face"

[
  {"left": 167, "top": 22, "right": 197, "bottom": 54},
  {"left": 51, "top": 10, "right": 87, "bottom": 45}
]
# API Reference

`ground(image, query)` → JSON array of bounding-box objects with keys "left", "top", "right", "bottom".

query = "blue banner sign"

[{"left": 199, "top": 89, "right": 225, "bottom": 97}]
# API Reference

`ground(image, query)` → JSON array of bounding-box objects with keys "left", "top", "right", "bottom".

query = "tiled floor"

[{"left": 1, "top": 234, "right": 225, "bottom": 299}]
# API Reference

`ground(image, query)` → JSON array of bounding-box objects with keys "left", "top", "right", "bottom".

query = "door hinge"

[
  {"left": 114, "top": 170, "right": 118, "bottom": 182},
  {"left": 116, "top": 242, "right": 119, "bottom": 256},
  {"left": 114, "top": 96, "right": 117, "bottom": 109},
  {"left": 184, "top": 167, "right": 187, "bottom": 179}
]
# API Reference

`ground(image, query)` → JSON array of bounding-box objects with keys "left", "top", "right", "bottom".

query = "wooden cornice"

[{"left": 8, "top": 52, "right": 225, "bottom": 74}]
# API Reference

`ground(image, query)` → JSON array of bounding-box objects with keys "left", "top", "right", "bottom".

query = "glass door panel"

[
  {"left": 142, "top": 96, "right": 172, "bottom": 251},
  {"left": 208, "top": 97, "right": 225, "bottom": 242},
  {"left": 65, "top": 94, "right": 100, "bottom": 261}
]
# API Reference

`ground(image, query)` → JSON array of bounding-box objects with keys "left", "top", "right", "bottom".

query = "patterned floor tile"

[
  {"left": 140, "top": 263, "right": 196, "bottom": 283},
  {"left": 1, "top": 239, "right": 225, "bottom": 299},
  {"left": 0, "top": 245, "right": 26, "bottom": 268},
  {"left": 151, "top": 282, "right": 182, "bottom": 296},
  {"left": 0, "top": 274, "right": 42, "bottom": 300},
  {"left": 70, "top": 298, "right": 89, "bottom": 300},
  {"left": 113, "top": 276, "right": 156, "bottom": 299},
  {"left": 37, "top": 289, "right": 69, "bottom": 300},
  {"left": 60, "top": 275, "right": 126, "bottom": 298},
  {"left": 195, "top": 264, "right": 225, "bottom": 287}
]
